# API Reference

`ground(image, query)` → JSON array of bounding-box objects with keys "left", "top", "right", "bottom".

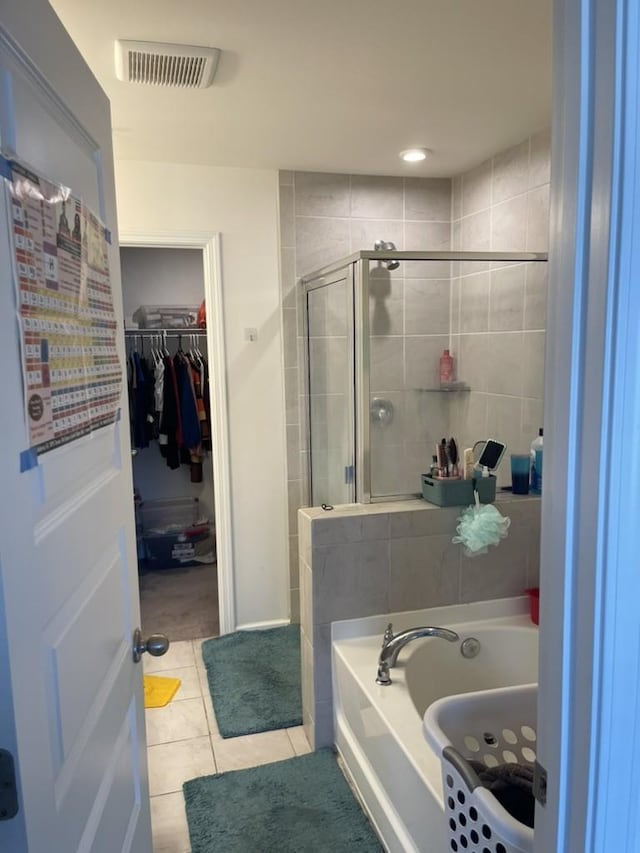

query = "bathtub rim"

[{"left": 331, "top": 594, "right": 532, "bottom": 646}]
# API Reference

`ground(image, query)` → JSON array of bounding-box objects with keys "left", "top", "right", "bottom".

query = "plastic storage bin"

[
  {"left": 422, "top": 474, "right": 496, "bottom": 507},
  {"left": 140, "top": 497, "right": 214, "bottom": 568},
  {"left": 423, "top": 684, "right": 537, "bottom": 853}
]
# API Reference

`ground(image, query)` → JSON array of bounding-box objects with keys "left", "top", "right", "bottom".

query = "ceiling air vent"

[{"left": 115, "top": 40, "right": 220, "bottom": 89}]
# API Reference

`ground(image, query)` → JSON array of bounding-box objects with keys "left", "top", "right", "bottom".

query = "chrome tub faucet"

[{"left": 376, "top": 622, "right": 459, "bottom": 685}]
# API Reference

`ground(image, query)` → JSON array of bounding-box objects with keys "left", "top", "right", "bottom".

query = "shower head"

[{"left": 374, "top": 240, "right": 400, "bottom": 271}]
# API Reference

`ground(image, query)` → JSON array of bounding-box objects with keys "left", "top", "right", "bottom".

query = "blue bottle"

[{"left": 530, "top": 428, "right": 543, "bottom": 494}]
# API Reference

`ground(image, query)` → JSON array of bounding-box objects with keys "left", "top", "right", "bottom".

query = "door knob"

[{"left": 132, "top": 628, "right": 170, "bottom": 663}]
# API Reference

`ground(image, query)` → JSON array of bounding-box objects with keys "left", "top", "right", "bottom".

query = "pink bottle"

[{"left": 439, "top": 349, "right": 454, "bottom": 384}]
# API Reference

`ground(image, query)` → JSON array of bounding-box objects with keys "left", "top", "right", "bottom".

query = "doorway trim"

[
  {"left": 536, "top": 0, "right": 640, "bottom": 848},
  {"left": 120, "top": 229, "right": 235, "bottom": 635}
]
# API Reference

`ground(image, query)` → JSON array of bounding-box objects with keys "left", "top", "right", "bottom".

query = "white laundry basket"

[{"left": 423, "top": 684, "right": 537, "bottom": 853}]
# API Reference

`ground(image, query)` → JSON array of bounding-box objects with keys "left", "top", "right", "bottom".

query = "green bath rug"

[
  {"left": 201, "top": 624, "right": 302, "bottom": 737},
  {"left": 183, "top": 749, "right": 383, "bottom": 853}
]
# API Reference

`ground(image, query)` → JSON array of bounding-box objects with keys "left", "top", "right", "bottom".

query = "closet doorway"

[{"left": 120, "top": 233, "right": 234, "bottom": 641}]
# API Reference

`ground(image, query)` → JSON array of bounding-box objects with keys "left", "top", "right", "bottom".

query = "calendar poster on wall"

[{"left": 2, "top": 157, "right": 122, "bottom": 457}]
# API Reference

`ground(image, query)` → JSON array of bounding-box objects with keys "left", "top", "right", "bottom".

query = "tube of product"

[{"left": 463, "top": 448, "right": 474, "bottom": 479}]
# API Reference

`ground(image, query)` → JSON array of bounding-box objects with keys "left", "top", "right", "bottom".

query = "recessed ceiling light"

[{"left": 400, "top": 148, "right": 430, "bottom": 163}]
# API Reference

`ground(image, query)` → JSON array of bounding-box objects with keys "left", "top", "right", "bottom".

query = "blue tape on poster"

[
  {"left": 19, "top": 448, "right": 38, "bottom": 473},
  {"left": 115, "top": 407, "right": 121, "bottom": 422},
  {"left": 0, "top": 155, "right": 13, "bottom": 181},
  {"left": 104, "top": 228, "right": 112, "bottom": 245}
]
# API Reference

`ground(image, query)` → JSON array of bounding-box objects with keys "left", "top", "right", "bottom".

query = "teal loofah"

[{"left": 452, "top": 492, "right": 511, "bottom": 557}]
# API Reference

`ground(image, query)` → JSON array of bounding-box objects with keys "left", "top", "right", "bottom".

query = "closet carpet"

[{"left": 139, "top": 562, "right": 219, "bottom": 641}]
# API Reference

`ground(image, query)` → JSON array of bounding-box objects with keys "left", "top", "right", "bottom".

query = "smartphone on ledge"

[{"left": 477, "top": 439, "right": 506, "bottom": 471}]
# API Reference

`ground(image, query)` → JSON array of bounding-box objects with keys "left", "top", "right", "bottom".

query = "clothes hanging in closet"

[
  {"left": 129, "top": 350, "right": 155, "bottom": 449},
  {"left": 193, "top": 360, "right": 211, "bottom": 449},
  {"left": 158, "top": 354, "right": 181, "bottom": 470},
  {"left": 174, "top": 351, "right": 203, "bottom": 482},
  {"left": 128, "top": 342, "right": 211, "bottom": 483}
]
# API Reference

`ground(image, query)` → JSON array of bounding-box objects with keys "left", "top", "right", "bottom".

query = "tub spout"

[{"left": 375, "top": 623, "right": 459, "bottom": 685}]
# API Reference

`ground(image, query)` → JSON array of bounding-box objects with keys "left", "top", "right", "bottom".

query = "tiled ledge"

[{"left": 298, "top": 495, "right": 541, "bottom": 748}]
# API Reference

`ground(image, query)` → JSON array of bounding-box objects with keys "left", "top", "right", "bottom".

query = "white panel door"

[{"left": 0, "top": 3, "right": 153, "bottom": 852}]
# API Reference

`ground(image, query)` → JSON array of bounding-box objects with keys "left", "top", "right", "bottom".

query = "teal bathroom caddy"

[{"left": 421, "top": 474, "right": 496, "bottom": 507}]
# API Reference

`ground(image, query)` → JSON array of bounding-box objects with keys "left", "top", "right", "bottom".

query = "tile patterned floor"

[{"left": 145, "top": 638, "right": 312, "bottom": 853}]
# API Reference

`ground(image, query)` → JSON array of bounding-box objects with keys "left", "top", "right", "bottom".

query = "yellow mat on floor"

[{"left": 144, "top": 675, "right": 181, "bottom": 709}]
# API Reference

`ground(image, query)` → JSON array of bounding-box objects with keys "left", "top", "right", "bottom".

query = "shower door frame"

[
  {"left": 301, "top": 263, "right": 357, "bottom": 508},
  {"left": 302, "top": 250, "right": 548, "bottom": 505}
]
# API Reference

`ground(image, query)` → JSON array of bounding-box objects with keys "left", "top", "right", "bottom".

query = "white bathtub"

[{"left": 332, "top": 597, "right": 538, "bottom": 853}]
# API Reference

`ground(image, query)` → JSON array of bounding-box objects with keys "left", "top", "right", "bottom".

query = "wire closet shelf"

[
  {"left": 124, "top": 328, "right": 207, "bottom": 334},
  {"left": 124, "top": 328, "right": 207, "bottom": 354}
]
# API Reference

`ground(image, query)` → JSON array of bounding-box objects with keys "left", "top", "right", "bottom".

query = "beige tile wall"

[
  {"left": 280, "top": 171, "right": 453, "bottom": 618},
  {"left": 280, "top": 131, "right": 550, "bottom": 618},
  {"left": 369, "top": 255, "right": 453, "bottom": 497},
  {"left": 450, "top": 129, "right": 551, "bottom": 486},
  {"left": 299, "top": 496, "right": 541, "bottom": 748}
]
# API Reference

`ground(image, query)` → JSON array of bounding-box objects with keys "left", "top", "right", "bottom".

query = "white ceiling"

[{"left": 49, "top": 0, "right": 552, "bottom": 177}]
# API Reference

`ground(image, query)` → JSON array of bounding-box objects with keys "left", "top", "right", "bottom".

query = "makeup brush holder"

[{"left": 421, "top": 474, "right": 496, "bottom": 507}]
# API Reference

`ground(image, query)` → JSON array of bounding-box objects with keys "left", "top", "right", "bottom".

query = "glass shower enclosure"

[
  {"left": 302, "top": 250, "right": 548, "bottom": 505},
  {"left": 304, "top": 264, "right": 356, "bottom": 506}
]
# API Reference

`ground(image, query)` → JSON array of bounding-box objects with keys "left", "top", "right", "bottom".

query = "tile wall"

[
  {"left": 298, "top": 496, "right": 541, "bottom": 748},
  {"left": 368, "top": 256, "right": 453, "bottom": 498},
  {"left": 450, "top": 129, "right": 551, "bottom": 486},
  {"left": 279, "top": 172, "right": 453, "bottom": 618},
  {"left": 279, "top": 129, "right": 551, "bottom": 617}
]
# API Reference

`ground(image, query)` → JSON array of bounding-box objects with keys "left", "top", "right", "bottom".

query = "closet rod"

[{"left": 124, "top": 328, "right": 207, "bottom": 335}]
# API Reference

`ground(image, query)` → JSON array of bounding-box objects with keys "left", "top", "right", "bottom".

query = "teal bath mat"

[
  {"left": 201, "top": 624, "right": 302, "bottom": 737},
  {"left": 183, "top": 749, "right": 383, "bottom": 853}
]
